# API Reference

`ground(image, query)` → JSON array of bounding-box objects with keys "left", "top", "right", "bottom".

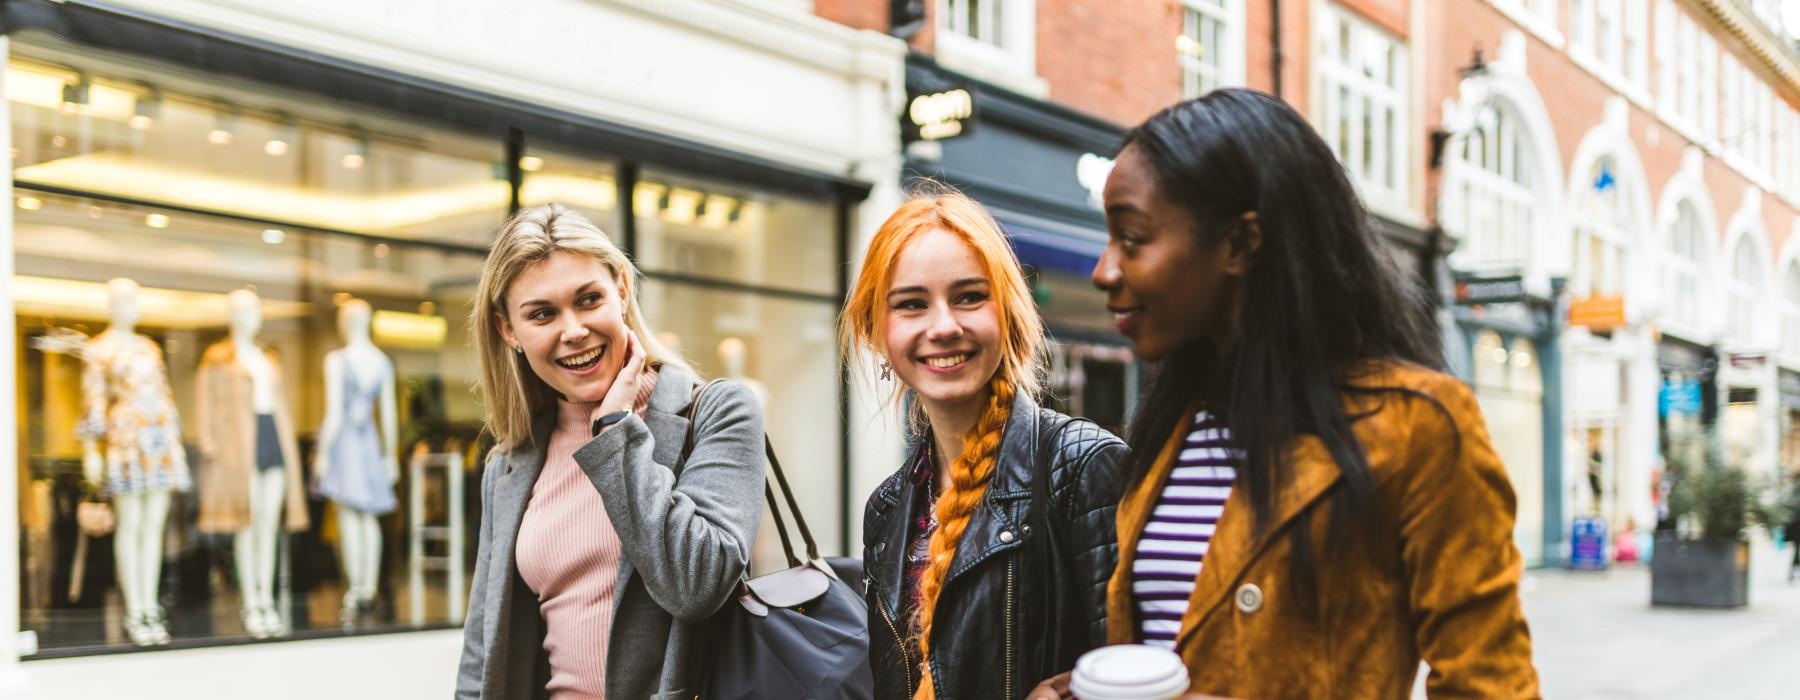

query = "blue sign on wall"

[{"left": 1659, "top": 379, "right": 1703, "bottom": 417}]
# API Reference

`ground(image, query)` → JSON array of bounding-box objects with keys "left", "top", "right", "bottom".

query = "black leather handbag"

[{"left": 681, "top": 382, "right": 874, "bottom": 700}]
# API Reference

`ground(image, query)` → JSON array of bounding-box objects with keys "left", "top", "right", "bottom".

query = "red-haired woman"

[{"left": 843, "top": 189, "right": 1128, "bottom": 699}]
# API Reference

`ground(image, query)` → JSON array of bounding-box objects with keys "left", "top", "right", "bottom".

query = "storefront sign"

[
  {"left": 1453, "top": 274, "right": 1525, "bottom": 305},
  {"left": 1568, "top": 294, "right": 1626, "bottom": 330},
  {"left": 1728, "top": 352, "right": 1768, "bottom": 369},
  {"left": 1659, "top": 379, "right": 1704, "bottom": 417},
  {"left": 904, "top": 86, "right": 976, "bottom": 142}
]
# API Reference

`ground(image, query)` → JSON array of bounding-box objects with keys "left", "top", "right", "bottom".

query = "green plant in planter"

[{"left": 1663, "top": 432, "right": 1783, "bottom": 541}]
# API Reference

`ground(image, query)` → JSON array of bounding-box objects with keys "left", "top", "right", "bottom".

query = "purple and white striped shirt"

[{"left": 1132, "top": 411, "right": 1237, "bottom": 649}]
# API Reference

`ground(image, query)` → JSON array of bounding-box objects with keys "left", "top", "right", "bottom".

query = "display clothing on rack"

[
  {"left": 194, "top": 341, "right": 309, "bottom": 534},
  {"left": 78, "top": 330, "right": 192, "bottom": 495},
  {"left": 316, "top": 351, "right": 397, "bottom": 515}
]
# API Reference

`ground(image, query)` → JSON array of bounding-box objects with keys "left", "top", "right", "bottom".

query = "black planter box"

[{"left": 1650, "top": 533, "right": 1749, "bottom": 608}]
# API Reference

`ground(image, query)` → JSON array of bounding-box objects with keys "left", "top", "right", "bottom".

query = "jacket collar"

[
  {"left": 868, "top": 390, "right": 1045, "bottom": 618},
  {"left": 1105, "top": 402, "right": 1346, "bottom": 648}
]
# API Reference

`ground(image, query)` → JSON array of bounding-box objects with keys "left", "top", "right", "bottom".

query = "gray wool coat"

[{"left": 456, "top": 365, "right": 766, "bottom": 699}]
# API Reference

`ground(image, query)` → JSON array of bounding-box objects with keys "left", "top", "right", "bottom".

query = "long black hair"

[{"left": 1121, "top": 89, "right": 1444, "bottom": 610}]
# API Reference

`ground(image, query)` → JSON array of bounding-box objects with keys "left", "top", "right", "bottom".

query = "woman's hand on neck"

[{"left": 920, "top": 388, "right": 989, "bottom": 491}]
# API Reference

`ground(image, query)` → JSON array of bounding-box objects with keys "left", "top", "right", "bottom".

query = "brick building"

[{"left": 821, "top": 1, "right": 1800, "bottom": 569}]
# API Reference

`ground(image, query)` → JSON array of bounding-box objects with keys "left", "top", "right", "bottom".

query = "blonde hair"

[
  {"left": 839, "top": 189, "right": 1044, "bottom": 698},
  {"left": 471, "top": 203, "right": 688, "bottom": 451}
]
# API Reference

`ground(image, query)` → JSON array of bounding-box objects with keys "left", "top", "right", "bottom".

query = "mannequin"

[
  {"left": 715, "top": 337, "right": 768, "bottom": 408},
  {"left": 78, "top": 277, "right": 191, "bottom": 646},
  {"left": 195, "top": 289, "right": 309, "bottom": 639},
  {"left": 314, "top": 299, "right": 398, "bottom": 625}
]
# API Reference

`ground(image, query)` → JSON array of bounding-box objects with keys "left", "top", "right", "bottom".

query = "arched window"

[
  {"left": 1782, "top": 262, "right": 1800, "bottom": 361},
  {"left": 1571, "top": 156, "right": 1627, "bottom": 297},
  {"left": 1661, "top": 200, "right": 1705, "bottom": 332},
  {"left": 1445, "top": 105, "right": 1536, "bottom": 271},
  {"left": 1728, "top": 236, "right": 1767, "bottom": 344}
]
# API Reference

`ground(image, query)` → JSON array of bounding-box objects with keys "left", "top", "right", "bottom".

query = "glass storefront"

[
  {"left": 1471, "top": 329, "right": 1546, "bottom": 566},
  {"left": 13, "top": 40, "right": 845, "bottom": 655}
]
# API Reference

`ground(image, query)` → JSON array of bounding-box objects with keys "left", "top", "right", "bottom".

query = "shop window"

[
  {"left": 632, "top": 169, "right": 836, "bottom": 296},
  {"left": 1444, "top": 104, "right": 1538, "bottom": 273},
  {"left": 8, "top": 59, "right": 511, "bottom": 248},
  {"left": 14, "top": 193, "right": 486, "bottom": 654},
  {"left": 1660, "top": 200, "right": 1707, "bottom": 335},
  {"left": 634, "top": 280, "right": 842, "bottom": 572},
  {"left": 1312, "top": 2, "right": 1408, "bottom": 214},
  {"left": 1178, "top": 0, "right": 1243, "bottom": 99},
  {"left": 517, "top": 149, "right": 621, "bottom": 231}
]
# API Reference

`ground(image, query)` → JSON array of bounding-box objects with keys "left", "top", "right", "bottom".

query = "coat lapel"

[
  {"left": 481, "top": 410, "right": 555, "bottom": 689},
  {"left": 1174, "top": 433, "right": 1342, "bottom": 649},
  {"left": 1106, "top": 402, "right": 1198, "bottom": 643}
]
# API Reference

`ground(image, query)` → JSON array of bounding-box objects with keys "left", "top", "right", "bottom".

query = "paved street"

[{"left": 1513, "top": 539, "right": 1800, "bottom": 699}]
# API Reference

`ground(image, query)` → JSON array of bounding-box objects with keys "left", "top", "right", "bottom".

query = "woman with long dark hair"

[{"left": 1036, "top": 89, "right": 1538, "bottom": 698}]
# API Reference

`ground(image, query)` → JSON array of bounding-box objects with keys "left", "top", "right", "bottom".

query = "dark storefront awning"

[{"left": 997, "top": 209, "right": 1105, "bottom": 277}]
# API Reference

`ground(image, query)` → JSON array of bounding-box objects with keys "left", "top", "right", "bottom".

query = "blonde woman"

[
  {"left": 844, "top": 191, "right": 1128, "bottom": 699},
  {"left": 457, "top": 203, "right": 765, "bottom": 700}
]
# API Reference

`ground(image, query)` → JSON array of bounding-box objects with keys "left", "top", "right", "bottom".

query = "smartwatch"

[{"left": 590, "top": 410, "right": 632, "bottom": 437}]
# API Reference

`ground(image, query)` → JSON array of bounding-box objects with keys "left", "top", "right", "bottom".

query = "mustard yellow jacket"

[{"left": 1106, "top": 363, "right": 1540, "bottom": 698}]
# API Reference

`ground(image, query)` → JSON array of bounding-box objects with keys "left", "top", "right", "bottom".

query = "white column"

[{"left": 0, "top": 34, "right": 23, "bottom": 687}]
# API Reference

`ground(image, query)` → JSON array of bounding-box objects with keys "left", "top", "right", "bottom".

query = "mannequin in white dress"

[{"left": 315, "top": 300, "right": 399, "bottom": 623}]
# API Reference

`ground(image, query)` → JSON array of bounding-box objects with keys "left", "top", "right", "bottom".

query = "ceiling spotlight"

[
  {"left": 264, "top": 118, "right": 295, "bottom": 156},
  {"left": 208, "top": 109, "right": 239, "bottom": 146},
  {"left": 17, "top": 196, "right": 42, "bottom": 211},
  {"left": 88, "top": 205, "right": 104, "bottom": 218},
  {"left": 59, "top": 76, "right": 90, "bottom": 114},
  {"left": 373, "top": 243, "right": 390, "bottom": 258},
  {"left": 130, "top": 92, "right": 161, "bottom": 130},
  {"left": 519, "top": 156, "right": 544, "bottom": 172},
  {"left": 145, "top": 214, "right": 170, "bottom": 229},
  {"left": 261, "top": 228, "right": 285, "bottom": 244},
  {"left": 342, "top": 137, "right": 369, "bottom": 169}
]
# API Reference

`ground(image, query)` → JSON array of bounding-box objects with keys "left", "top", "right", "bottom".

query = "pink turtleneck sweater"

[{"left": 515, "top": 372, "right": 657, "bottom": 699}]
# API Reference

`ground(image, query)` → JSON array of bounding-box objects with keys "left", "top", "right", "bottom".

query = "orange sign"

[{"left": 1569, "top": 295, "right": 1626, "bottom": 330}]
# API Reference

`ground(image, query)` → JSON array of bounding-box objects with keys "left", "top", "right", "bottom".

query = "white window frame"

[
  {"left": 935, "top": 0, "right": 1047, "bottom": 98},
  {"left": 1570, "top": 0, "right": 1650, "bottom": 103},
  {"left": 1662, "top": 200, "right": 1706, "bottom": 334},
  {"left": 1782, "top": 262, "right": 1800, "bottom": 365},
  {"left": 1571, "top": 157, "right": 1628, "bottom": 298},
  {"left": 1178, "top": 0, "right": 1246, "bottom": 99},
  {"left": 1484, "top": 0, "right": 1564, "bottom": 47},
  {"left": 1444, "top": 105, "right": 1537, "bottom": 273},
  {"left": 1729, "top": 237, "right": 1767, "bottom": 345},
  {"left": 1312, "top": 2, "right": 1409, "bottom": 216}
]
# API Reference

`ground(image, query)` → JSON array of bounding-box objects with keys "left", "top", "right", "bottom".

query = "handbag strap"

[{"left": 679, "top": 379, "right": 821, "bottom": 571}]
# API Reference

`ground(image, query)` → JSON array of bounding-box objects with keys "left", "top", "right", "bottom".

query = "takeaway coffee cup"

[{"left": 1069, "top": 644, "right": 1190, "bottom": 700}]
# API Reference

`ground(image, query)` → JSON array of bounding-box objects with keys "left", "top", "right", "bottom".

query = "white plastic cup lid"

[{"left": 1069, "top": 644, "right": 1191, "bottom": 700}]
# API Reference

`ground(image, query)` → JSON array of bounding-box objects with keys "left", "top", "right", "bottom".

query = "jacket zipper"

[
  {"left": 870, "top": 576, "right": 916, "bottom": 699},
  {"left": 1004, "top": 555, "right": 1016, "bottom": 699}
]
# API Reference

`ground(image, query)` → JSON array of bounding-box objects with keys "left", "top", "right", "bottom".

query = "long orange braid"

[{"left": 912, "top": 374, "right": 1015, "bottom": 700}]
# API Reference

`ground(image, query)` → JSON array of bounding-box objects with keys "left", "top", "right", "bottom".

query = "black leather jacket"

[{"left": 862, "top": 392, "right": 1128, "bottom": 700}]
